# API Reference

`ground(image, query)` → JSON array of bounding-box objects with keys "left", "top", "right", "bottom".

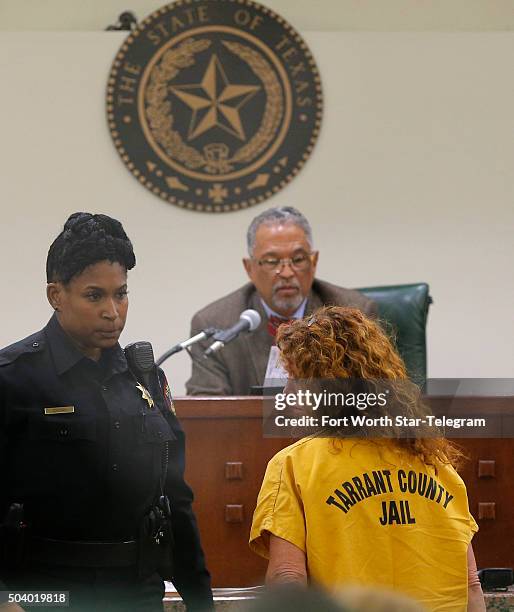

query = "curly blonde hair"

[{"left": 276, "top": 306, "right": 463, "bottom": 468}]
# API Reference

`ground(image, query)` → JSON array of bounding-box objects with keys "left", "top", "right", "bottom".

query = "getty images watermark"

[{"left": 262, "top": 378, "right": 514, "bottom": 438}]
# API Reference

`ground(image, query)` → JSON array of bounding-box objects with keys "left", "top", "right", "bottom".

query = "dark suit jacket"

[{"left": 186, "top": 279, "right": 376, "bottom": 396}]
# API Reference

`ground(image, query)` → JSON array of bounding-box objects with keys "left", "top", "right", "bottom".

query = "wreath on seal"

[{"left": 144, "top": 38, "right": 284, "bottom": 175}]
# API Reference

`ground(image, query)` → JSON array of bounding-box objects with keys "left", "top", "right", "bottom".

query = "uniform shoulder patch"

[{"left": 158, "top": 369, "right": 176, "bottom": 415}]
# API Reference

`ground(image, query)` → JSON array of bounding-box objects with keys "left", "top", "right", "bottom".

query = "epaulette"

[{"left": 0, "top": 330, "right": 46, "bottom": 367}]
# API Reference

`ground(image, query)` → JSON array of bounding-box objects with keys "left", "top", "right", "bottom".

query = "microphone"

[
  {"left": 156, "top": 327, "right": 218, "bottom": 366},
  {"left": 204, "top": 309, "right": 261, "bottom": 357}
]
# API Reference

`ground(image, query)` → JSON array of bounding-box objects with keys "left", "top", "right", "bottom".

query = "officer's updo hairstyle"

[{"left": 46, "top": 212, "right": 136, "bottom": 284}]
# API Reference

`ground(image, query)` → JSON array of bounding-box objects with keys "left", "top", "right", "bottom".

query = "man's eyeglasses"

[{"left": 255, "top": 252, "right": 316, "bottom": 274}]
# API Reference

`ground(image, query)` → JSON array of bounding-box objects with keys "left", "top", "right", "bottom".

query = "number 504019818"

[{"left": 3, "top": 591, "right": 69, "bottom": 607}]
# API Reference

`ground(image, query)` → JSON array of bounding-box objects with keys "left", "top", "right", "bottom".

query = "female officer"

[{"left": 0, "top": 213, "right": 212, "bottom": 611}]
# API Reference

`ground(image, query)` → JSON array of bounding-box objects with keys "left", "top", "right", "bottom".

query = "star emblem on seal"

[
  {"left": 107, "top": 0, "right": 323, "bottom": 212},
  {"left": 170, "top": 54, "right": 260, "bottom": 141}
]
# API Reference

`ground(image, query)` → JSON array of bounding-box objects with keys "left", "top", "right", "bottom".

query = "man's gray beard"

[{"left": 271, "top": 291, "right": 304, "bottom": 315}]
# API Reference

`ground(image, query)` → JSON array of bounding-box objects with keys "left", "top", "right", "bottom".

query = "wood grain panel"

[{"left": 176, "top": 397, "right": 514, "bottom": 587}]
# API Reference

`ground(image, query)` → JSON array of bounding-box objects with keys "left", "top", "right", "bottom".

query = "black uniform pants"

[{"left": 6, "top": 564, "right": 165, "bottom": 612}]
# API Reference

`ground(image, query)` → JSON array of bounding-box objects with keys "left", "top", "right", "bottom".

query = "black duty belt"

[{"left": 29, "top": 537, "right": 138, "bottom": 568}]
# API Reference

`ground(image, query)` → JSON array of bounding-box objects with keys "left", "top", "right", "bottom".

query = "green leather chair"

[{"left": 356, "top": 283, "right": 432, "bottom": 387}]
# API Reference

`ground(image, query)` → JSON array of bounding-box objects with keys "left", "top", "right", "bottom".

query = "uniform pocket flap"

[
  {"left": 138, "top": 413, "right": 175, "bottom": 444},
  {"left": 28, "top": 417, "right": 97, "bottom": 441}
]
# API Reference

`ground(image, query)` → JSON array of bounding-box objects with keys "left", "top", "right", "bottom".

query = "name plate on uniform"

[{"left": 44, "top": 406, "right": 75, "bottom": 415}]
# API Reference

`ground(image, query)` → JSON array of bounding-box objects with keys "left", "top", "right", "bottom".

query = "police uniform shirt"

[{"left": 0, "top": 314, "right": 211, "bottom": 605}]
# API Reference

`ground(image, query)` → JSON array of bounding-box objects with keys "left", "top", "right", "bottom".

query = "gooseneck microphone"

[
  {"left": 204, "top": 309, "right": 261, "bottom": 357},
  {"left": 156, "top": 328, "right": 218, "bottom": 366}
]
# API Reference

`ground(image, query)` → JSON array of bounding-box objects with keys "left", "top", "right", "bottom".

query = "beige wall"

[
  {"left": 1, "top": 0, "right": 513, "bottom": 31},
  {"left": 0, "top": 30, "right": 512, "bottom": 392}
]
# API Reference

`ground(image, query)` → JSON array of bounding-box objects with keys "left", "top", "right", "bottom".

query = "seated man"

[{"left": 186, "top": 207, "right": 376, "bottom": 396}]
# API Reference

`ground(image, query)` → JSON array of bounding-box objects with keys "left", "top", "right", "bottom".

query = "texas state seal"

[{"left": 107, "top": 0, "right": 323, "bottom": 212}]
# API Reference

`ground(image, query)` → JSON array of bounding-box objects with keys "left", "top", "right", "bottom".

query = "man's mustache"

[{"left": 272, "top": 280, "right": 300, "bottom": 295}]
